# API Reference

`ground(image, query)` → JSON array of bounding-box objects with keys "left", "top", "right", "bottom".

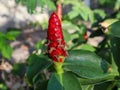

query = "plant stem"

[
  {"left": 56, "top": 0, "right": 63, "bottom": 21},
  {"left": 54, "top": 61, "right": 64, "bottom": 74}
]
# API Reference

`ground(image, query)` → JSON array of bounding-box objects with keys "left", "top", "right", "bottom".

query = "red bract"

[{"left": 46, "top": 12, "right": 67, "bottom": 62}]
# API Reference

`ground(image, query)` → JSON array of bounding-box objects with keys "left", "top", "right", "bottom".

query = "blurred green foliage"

[
  {"left": 15, "top": 0, "right": 56, "bottom": 13},
  {"left": 0, "top": 30, "right": 20, "bottom": 59},
  {"left": 0, "top": 84, "right": 7, "bottom": 90}
]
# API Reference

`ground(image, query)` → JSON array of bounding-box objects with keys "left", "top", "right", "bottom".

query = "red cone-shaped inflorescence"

[{"left": 46, "top": 12, "right": 67, "bottom": 62}]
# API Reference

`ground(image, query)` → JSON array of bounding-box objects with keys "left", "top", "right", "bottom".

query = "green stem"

[{"left": 54, "top": 61, "right": 64, "bottom": 74}]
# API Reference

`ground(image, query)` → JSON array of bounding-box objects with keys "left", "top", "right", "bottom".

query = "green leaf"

[
  {"left": 99, "top": 0, "right": 115, "bottom": 7},
  {"left": 35, "top": 42, "right": 43, "bottom": 50},
  {"left": 1, "top": 44, "right": 13, "bottom": 59},
  {"left": 63, "top": 29, "right": 71, "bottom": 42},
  {"left": 63, "top": 50, "right": 116, "bottom": 79},
  {"left": 117, "top": 81, "right": 120, "bottom": 89},
  {"left": 26, "top": 54, "right": 52, "bottom": 85},
  {"left": 5, "top": 31, "right": 20, "bottom": 40},
  {"left": 44, "top": 0, "right": 56, "bottom": 10},
  {"left": 68, "top": 10, "right": 79, "bottom": 19},
  {"left": 41, "top": 21, "right": 48, "bottom": 30},
  {"left": 93, "top": 81, "right": 113, "bottom": 90},
  {"left": 80, "top": 44, "right": 95, "bottom": 52},
  {"left": 79, "top": 24, "right": 87, "bottom": 34},
  {"left": 78, "top": 74, "right": 115, "bottom": 85},
  {"left": 34, "top": 80, "right": 48, "bottom": 90},
  {"left": 108, "top": 21, "right": 120, "bottom": 38},
  {"left": 97, "top": 48, "right": 112, "bottom": 64},
  {"left": 0, "top": 38, "right": 6, "bottom": 50},
  {"left": 116, "top": 12, "right": 120, "bottom": 19},
  {"left": 38, "top": 0, "right": 56, "bottom": 10},
  {"left": 0, "top": 34, "right": 9, "bottom": 58},
  {"left": 47, "top": 73, "right": 63, "bottom": 90},
  {"left": 35, "top": 40, "right": 46, "bottom": 50},
  {"left": 114, "top": 0, "right": 120, "bottom": 11},
  {"left": 100, "top": 19, "right": 118, "bottom": 28},
  {"left": 62, "top": 20, "right": 79, "bottom": 30},
  {"left": 37, "top": 0, "right": 45, "bottom": 7},
  {"left": 0, "top": 32, "right": 5, "bottom": 37},
  {"left": 110, "top": 37, "right": 120, "bottom": 72},
  {"left": 67, "top": 2, "right": 95, "bottom": 23},
  {"left": 26, "top": 0, "right": 36, "bottom": 13},
  {"left": 12, "top": 63, "right": 26, "bottom": 77},
  {"left": 93, "top": 9, "right": 106, "bottom": 19},
  {"left": 81, "top": 85, "right": 94, "bottom": 90},
  {"left": 15, "top": 0, "right": 21, "bottom": 3},
  {"left": 33, "top": 73, "right": 48, "bottom": 90},
  {"left": 47, "top": 72, "right": 82, "bottom": 90}
]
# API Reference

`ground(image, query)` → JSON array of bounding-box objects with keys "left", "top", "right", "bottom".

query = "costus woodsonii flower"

[{"left": 46, "top": 12, "right": 67, "bottom": 62}]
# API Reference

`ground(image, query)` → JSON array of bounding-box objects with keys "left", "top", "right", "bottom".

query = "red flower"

[{"left": 46, "top": 12, "right": 67, "bottom": 62}]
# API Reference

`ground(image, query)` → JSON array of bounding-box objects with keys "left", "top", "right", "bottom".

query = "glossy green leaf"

[
  {"left": 78, "top": 74, "right": 115, "bottom": 85},
  {"left": 110, "top": 37, "right": 120, "bottom": 72},
  {"left": 33, "top": 73, "right": 48, "bottom": 90},
  {"left": 47, "top": 72, "right": 82, "bottom": 90},
  {"left": 97, "top": 48, "right": 112, "bottom": 64},
  {"left": 108, "top": 21, "right": 120, "bottom": 37},
  {"left": 47, "top": 73, "right": 63, "bottom": 90},
  {"left": 34, "top": 80, "right": 48, "bottom": 90},
  {"left": 26, "top": 54, "right": 52, "bottom": 85},
  {"left": 63, "top": 50, "right": 115, "bottom": 79}
]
